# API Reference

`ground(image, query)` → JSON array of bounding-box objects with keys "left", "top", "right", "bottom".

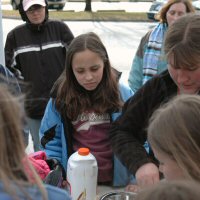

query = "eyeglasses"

[{"left": 26, "top": 5, "right": 44, "bottom": 14}]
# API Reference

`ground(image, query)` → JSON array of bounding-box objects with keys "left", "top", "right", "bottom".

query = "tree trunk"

[{"left": 85, "top": 0, "right": 92, "bottom": 11}]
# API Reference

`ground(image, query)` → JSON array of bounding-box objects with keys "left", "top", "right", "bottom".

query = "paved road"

[{"left": 2, "top": 19, "right": 156, "bottom": 86}]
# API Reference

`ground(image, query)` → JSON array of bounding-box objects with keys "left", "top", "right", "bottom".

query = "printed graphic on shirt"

[
  {"left": 72, "top": 112, "right": 110, "bottom": 131},
  {"left": 72, "top": 111, "right": 113, "bottom": 182}
]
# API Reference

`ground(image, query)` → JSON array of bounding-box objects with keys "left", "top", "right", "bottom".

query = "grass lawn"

[{"left": 2, "top": 10, "right": 151, "bottom": 21}]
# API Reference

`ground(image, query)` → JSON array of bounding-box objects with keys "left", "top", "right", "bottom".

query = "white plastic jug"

[{"left": 67, "top": 147, "right": 98, "bottom": 200}]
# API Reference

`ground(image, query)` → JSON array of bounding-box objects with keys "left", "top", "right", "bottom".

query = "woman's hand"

[{"left": 135, "top": 163, "right": 160, "bottom": 189}]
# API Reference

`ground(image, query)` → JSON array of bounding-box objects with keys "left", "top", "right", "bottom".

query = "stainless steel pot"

[{"left": 99, "top": 192, "right": 137, "bottom": 200}]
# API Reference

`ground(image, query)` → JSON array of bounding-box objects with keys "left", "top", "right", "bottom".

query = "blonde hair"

[
  {"left": 135, "top": 180, "right": 200, "bottom": 200},
  {"left": 148, "top": 94, "right": 200, "bottom": 182},
  {"left": 0, "top": 85, "right": 47, "bottom": 200}
]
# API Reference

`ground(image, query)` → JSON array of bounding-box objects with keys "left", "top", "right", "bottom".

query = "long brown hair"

[
  {"left": 148, "top": 95, "right": 200, "bottom": 182},
  {"left": 0, "top": 85, "right": 47, "bottom": 200},
  {"left": 156, "top": 0, "right": 195, "bottom": 23},
  {"left": 55, "top": 32, "right": 122, "bottom": 120}
]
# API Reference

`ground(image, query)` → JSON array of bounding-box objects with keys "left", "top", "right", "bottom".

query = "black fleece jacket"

[
  {"left": 5, "top": 20, "right": 74, "bottom": 119},
  {"left": 109, "top": 70, "right": 178, "bottom": 174}
]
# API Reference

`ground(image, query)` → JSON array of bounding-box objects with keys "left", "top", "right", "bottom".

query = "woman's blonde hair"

[
  {"left": 148, "top": 94, "right": 200, "bottom": 182},
  {"left": 0, "top": 85, "right": 47, "bottom": 200},
  {"left": 135, "top": 180, "right": 200, "bottom": 200}
]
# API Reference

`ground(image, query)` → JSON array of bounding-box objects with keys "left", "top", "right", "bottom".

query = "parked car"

[
  {"left": 11, "top": 0, "right": 20, "bottom": 10},
  {"left": 10, "top": 0, "right": 66, "bottom": 10},
  {"left": 47, "top": 0, "right": 66, "bottom": 10},
  {"left": 147, "top": 0, "right": 200, "bottom": 20}
]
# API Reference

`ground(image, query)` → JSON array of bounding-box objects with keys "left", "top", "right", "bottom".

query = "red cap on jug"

[{"left": 78, "top": 148, "right": 90, "bottom": 156}]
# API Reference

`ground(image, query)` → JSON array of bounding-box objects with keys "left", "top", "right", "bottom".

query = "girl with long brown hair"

[{"left": 40, "top": 32, "right": 133, "bottom": 186}]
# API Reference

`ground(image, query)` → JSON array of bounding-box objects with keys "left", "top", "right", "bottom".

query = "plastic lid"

[{"left": 78, "top": 148, "right": 90, "bottom": 156}]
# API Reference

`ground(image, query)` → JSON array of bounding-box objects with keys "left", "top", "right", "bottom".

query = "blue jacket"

[
  {"left": 40, "top": 83, "right": 134, "bottom": 186},
  {"left": 0, "top": 182, "right": 71, "bottom": 200}
]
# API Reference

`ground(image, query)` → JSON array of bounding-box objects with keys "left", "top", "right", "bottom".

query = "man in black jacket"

[{"left": 4, "top": 0, "right": 74, "bottom": 151}]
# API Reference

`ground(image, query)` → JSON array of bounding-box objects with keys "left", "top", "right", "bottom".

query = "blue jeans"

[{"left": 27, "top": 117, "right": 41, "bottom": 152}]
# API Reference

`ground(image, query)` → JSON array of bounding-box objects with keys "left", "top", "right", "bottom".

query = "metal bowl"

[{"left": 99, "top": 192, "right": 137, "bottom": 200}]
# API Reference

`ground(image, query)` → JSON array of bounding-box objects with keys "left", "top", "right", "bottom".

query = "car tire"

[{"left": 57, "top": 4, "right": 65, "bottom": 10}]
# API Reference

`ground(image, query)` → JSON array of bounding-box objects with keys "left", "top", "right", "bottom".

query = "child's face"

[
  {"left": 152, "top": 146, "right": 184, "bottom": 181},
  {"left": 72, "top": 49, "right": 104, "bottom": 91}
]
